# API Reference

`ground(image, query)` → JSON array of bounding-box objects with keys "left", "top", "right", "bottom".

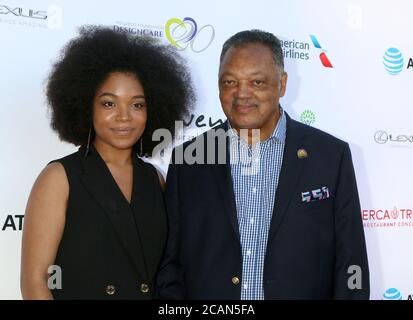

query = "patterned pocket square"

[{"left": 301, "top": 186, "right": 330, "bottom": 203}]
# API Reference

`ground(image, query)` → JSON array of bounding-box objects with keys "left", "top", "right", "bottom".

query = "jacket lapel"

[
  {"left": 211, "top": 122, "right": 240, "bottom": 240},
  {"left": 79, "top": 147, "right": 148, "bottom": 279},
  {"left": 130, "top": 156, "right": 164, "bottom": 279},
  {"left": 268, "top": 114, "right": 308, "bottom": 242}
]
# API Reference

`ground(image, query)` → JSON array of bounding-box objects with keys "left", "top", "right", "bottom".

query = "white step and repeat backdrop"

[{"left": 0, "top": 0, "right": 412, "bottom": 300}]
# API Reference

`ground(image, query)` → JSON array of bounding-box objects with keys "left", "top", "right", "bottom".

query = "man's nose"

[{"left": 235, "top": 81, "right": 252, "bottom": 99}]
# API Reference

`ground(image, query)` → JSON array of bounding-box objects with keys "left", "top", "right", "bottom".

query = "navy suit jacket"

[{"left": 157, "top": 112, "right": 369, "bottom": 299}]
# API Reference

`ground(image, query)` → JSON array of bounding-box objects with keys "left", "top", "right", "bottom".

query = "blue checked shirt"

[{"left": 228, "top": 108, "right": 286, "bottom": 300}]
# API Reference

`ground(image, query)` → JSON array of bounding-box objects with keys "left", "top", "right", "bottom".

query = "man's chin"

[{"left": 228, "top": 119, "right": 262, "bottom": 131}]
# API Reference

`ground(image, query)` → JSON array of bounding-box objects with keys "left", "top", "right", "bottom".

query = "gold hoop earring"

[{"left": 84, "top": 128, "right": 91, "bottom": 157}]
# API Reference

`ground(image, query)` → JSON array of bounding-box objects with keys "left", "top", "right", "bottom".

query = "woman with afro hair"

[{"left": 21, "top": 26, "right": 194, "bottom": 299}]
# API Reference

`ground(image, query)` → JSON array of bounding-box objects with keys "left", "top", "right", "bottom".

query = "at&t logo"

[
  {"left": 383, "top": 288, "right": 402, "bottom": 300},
  {"left": 383, "top": 47, "right": 413, "bottom": 75}
]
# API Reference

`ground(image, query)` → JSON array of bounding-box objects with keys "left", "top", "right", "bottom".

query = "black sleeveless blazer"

[{"left": 50, "top": 146, "right": 167, "bottom": 299}]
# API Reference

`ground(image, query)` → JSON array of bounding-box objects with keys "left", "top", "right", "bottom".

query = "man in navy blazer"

[{"left": 157, "top": 30, "right": 369, "bottom": 300}]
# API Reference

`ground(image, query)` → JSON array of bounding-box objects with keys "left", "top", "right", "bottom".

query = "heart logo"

[{"left": 165, "top": 17, "right": 198, "bottom": 49}]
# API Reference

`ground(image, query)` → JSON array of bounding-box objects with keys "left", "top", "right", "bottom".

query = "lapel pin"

[{"left": 297, "top": 148, "right": 308, "bottom": 159}]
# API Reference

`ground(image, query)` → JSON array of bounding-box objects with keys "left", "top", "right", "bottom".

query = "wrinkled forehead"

[{"left": 219, "top": 43, "right": 280, "bottom": 77}]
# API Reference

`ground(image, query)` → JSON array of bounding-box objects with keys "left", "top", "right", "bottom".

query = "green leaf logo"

[{"left": 300, "top": 109, "right": 316, "bottom": 126}]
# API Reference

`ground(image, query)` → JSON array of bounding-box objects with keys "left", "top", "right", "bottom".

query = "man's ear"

[{"left": 280, "top": 72, "right": 288, "bottom": 97}]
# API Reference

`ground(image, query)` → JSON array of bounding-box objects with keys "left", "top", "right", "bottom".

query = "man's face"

[{"left": 218, "top": 43, "right": 287, "bottom": 139}]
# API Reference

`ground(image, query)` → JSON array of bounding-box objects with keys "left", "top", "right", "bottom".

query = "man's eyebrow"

[{"left": 219, "top": 71, "right": 266, "bottom": 77}]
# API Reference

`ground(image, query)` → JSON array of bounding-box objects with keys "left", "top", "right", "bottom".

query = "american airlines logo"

[{"left": 309, "top": 35, "right": 333, "bottom": 68}]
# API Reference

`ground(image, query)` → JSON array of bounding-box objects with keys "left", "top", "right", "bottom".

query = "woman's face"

[{"left": 92, "top": 72, "right": 147, "bottom": 151}]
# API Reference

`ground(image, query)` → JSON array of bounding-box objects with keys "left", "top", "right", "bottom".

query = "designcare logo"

[
  {"left": 113, "top": 22, "right": 164, "bottom": 38},
  {"left": 309, "top": 35, "right": 333, "bottom": 68},
  {"left": 165, "top": 17, "right": 215, "bottom": 53},
  {"left": 383, "top": 47, "right": 413, "bottom": 75},
  {"left": 362, "top": 207, "right": 413, "bottom": 229}
]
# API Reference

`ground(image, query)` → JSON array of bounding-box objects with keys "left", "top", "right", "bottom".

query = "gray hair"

[{"left": 220, "top": 29, "right": 285, "bottom": 73}]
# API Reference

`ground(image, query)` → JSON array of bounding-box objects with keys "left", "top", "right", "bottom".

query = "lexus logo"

[
  {"left": 374, "top": 130, "right": 413, "bottom": 144},
  {"left": 0, "top": 5, "right": 47, "bottom": 20},
  {"left": 374, "top": 130, "right": 388, "bottom": 144}
]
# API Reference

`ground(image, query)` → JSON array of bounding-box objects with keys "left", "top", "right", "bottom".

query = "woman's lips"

[{"left": 111, "top": 127, "right": 134, "bottom": 135}]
